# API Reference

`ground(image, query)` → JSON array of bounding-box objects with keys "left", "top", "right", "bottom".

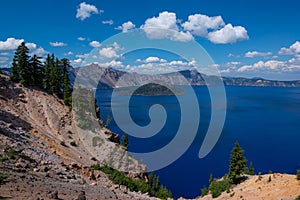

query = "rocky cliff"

[
  {"left": 71, "top": 65, "right": 300, "bottom": 88},
  {"left": 0, "top": 74, "right": 155, "bottom": 200}
]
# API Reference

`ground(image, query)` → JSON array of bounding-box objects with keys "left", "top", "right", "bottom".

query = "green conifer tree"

[
  {"left": 10, "top": 42, "right": 31, "bottom": 84},
  {"left": 122, "top": 133, "right": 129, "bottom": 149},
  {"left": 228, "top": 141, "right": 247, "bottom": 184},
  {"left": 148, "top": 172, "right": 159, "bottom": 196},
  {"left": 61, "top": 58, "right": 72, "bottom": 106},
  {"left": 18, "top": 42, "right": 31, "bottom": 85},
  {"left": 248, "top": 162, "right": 255, "bottom": 175},
  {"left": 209, "top": 173, "right": 213, "bottom": 184},
  {"left": 11, "top": 57, "right": 20, "bottom": 81},
  {"left": 49, "top": 56, "right": 61, "bottom": 96},
  {"left": 43, "top": 54, "right": 52, "bottom": 90},
  {"left": 29, "top": 54, "right": 44, "bottom": 86}
]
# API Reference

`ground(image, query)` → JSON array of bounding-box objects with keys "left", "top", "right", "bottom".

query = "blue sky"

[{"left": 0, "top": 0, "right": 300, "bottom": 80}]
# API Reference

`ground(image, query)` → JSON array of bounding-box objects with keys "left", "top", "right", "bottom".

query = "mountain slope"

[
  {"left": 70, "top": 65, "right": 300, "bottom": 88},
  {"left": 0, "top": 74, "right": 154, "bottom": 200}
]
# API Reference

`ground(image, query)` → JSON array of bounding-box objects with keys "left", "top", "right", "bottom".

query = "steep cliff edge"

[{"left": 0, "top": 74, "right": 155, "bottom": 200}]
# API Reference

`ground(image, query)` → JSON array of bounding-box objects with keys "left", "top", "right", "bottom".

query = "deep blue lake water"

[{"left": 95, "top": 86, "right": 300, "bottom": 199}]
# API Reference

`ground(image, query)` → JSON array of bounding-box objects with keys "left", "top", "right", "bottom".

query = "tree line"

[
  {"left": 10, "top": 42, "right": 72, "bottom": 107},
  {"left": 201, "top": 141, "right": 255, "bottom": 198}
]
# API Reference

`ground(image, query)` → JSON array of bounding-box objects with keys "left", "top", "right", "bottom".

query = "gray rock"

[
  {"left": 47, "top": 190, "right": 59, "bottom": 199},
  {"left": 74, "top": 191, "right": 86, "bottom": 200}
]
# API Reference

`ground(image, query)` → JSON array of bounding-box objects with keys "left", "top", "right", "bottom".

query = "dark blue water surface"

[{"left": 95, "top": 86, "right": 300, "bottom": 199}]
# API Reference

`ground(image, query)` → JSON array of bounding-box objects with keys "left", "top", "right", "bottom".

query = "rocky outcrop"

[{"left": 0, "top": 74, "right": 154, "bottom": 200}]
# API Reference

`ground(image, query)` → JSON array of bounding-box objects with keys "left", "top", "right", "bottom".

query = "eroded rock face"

[
  {"left": 0, "top": 74, "right": 154, "bottom": 200},
  {"left": 104, "top": 130, "right": 120, "bottom": 144}
]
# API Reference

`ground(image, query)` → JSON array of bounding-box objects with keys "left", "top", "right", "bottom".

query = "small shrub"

[
  {"left": 245, "top": 162, "right": 255, "bottom": 175},
  {"left": 209, "top": 173, "right": 213, "bottom": 184},
  {"left": 91, "top": 163, "right": 101, "bottom": 170},
  {"left": 70, "top": 141, "right": 77, "bottom": 147},
  {"left": 226, "top": 187, "right": 231, "bottom": 193},
  {"left": 0, "top": 173, "right": 9, "bottom": 185},
  {"left": 0, "top": 156, "right": 7, "bottom": 162},
  {"left": 209, "top": 179, "right": 232, "bottom": 198},
  {"left": 93, "top": 165, "right": 172, "bottom": 199},
  {"left": 201, "top": 186, "right": 209, "bottom": 197},
  {"left": 60, "top": 141, "right": 66, "bottom": 146},
  {"left": 268, "top": 170, "right": 273, "bottom": 174},
  {"left": 7, "top": 149, "right": 17, "bottom": 159},
  {"left": 297, "top": 169, "right": 300, "bottom": 180},
  {"left": 295, "top": 195, "right": 300, "bottom": 200},
  {"left": 155, "top": 186, "right": 172, "bottom": 200}
]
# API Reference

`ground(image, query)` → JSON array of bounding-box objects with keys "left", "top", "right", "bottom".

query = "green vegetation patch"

[
  {"left": 209, "top": 178, "right": 232, "bottom": 198},
  {"left": 201, "top": 186, "right": 209, "bottom": 197},
  {"left": 7, "top": 149, "right": 17, "bottom": 159},
  {"left": 0, "top": 173, "right": 9, "bottom": 185},
  {"left": 70, "top": 141, "right": 77, "bottom": 147},
  {"left": 91, "top": 164, "right": 172, "bottom": 199}
]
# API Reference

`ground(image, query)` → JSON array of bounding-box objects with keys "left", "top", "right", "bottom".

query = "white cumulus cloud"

[
  {"left": 99, "top": 47, "right": 118, "bottom": 59},
  {"left": 77, "top": 37, "right": 86, "bottom": 41},
  {"left": 238, "top": 60, "right": 287, "bottom": 72},
  {"left": 141, "top": 11, "right": 193, "bottom": 42},
  {"left": 30, "top": 47, "right": 49, "bottom": 56},
  {"left": 137, "top": 56, "right": 167, "bottom": 63},
  {"left": 76, "top": 53, "right": 89, "bottom": 59},
  {"left": 116, "top": 21, "right": 136, "bottom": 32},
  {"left": 64, "top": 51, "right": 73, "bottom": 55},
  {"left": 182, "top": 14, "right": 225, "bottom": 37},
  {"left": 207, "top": 24, "right": 249, "bottom": 44},
  {"left": 102, "top": 20, "right": 114, "bottom": 25},
  {"left": 245, "top": 51, "right": 272, "bottom": 58},
  {"left": 0, "top": 38, "right": 24, "bottom": 50},
  {"left": 278, "top": 41, "right": 300, "bottom": 55},
  {"left": 25, "top": 42, "right": 37, "bottom": 50},
  {"left": 50, "top": 42, "right": 67, "bottom": 47},
  {"left": 98, "top": 60, "right": 123, "bottom": 68},
  {"left": 89, "top": 40, "right": 101, "bottom": 48},
  {"left": 76, "top": 2, "right": 100, "bottom": 21}
]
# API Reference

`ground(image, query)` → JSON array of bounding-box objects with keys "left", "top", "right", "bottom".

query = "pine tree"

[
  {"left": 43, "top": 54, "right": 52, "bottom": 90},
  {"left": 148, "top": 172, "right": 159, "bottom": 196},
  {"left": 61, "top": 58, "right": 72, "bottom": 106},
  {"left": 48, "top": 55, "right": 61, "bottom": 96},
  {"left": 209, "top": 173, "right": 213, "bottom": 184},
  {"left": 10, "top": 42, "right": 31, "bottom": 84},
  {"left": 122, "top": 133, "right": 129, "bottom": 149},
  {"left": 11, "top": 57, "right": 20, "bottom": 81},
  {"left": 29, "top": 54, "right": 44, "bottom": 86},
  {"left": 228, "top": 141, "right": 247, "bottom": 184},
  {"left": 18, "top": 42, "right": 31, "bottom": 85},
  {"left": 248, "top": 162, "right": 255, "bottom": 175},
  {"left": 0, "top": 68, "right": 2, "bottom": 74}
]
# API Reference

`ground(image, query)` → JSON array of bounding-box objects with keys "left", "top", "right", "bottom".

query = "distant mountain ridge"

[
  {"left": 71, "top": 64, "right": 300, "bottom": 88},
  {"left": 2, "top": 65, "right": 300, "bottom": 87}
]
